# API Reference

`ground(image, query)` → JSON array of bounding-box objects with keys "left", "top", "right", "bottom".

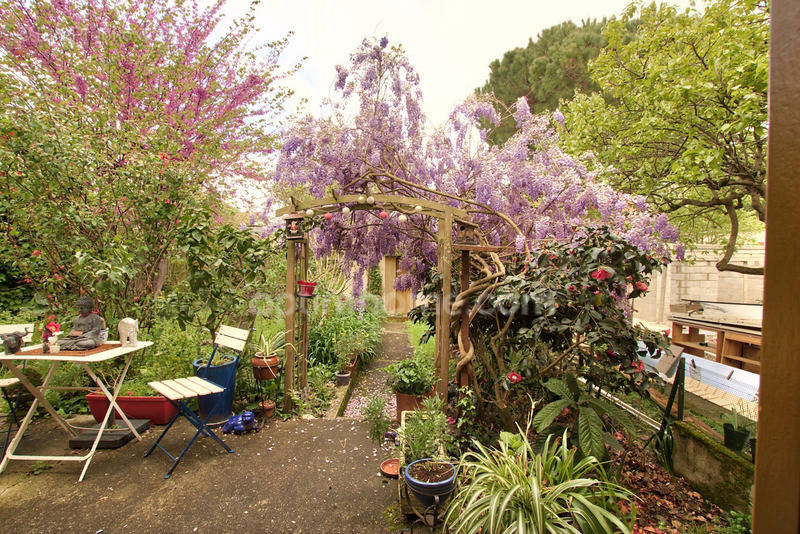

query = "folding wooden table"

[{"left": 0, "top": 340, "right": 153, "bottom": 481}]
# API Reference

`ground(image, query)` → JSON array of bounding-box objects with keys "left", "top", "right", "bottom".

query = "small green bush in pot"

[{"left": 386, "top": 355, "right": 436, "bottom": 397}]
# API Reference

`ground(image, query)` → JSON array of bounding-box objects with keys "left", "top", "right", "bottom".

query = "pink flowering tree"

[
  {"left": 0, "top": 0, "right": 296, "bottom": 322},
  {"left": 274, "top": 37, "right": 679, "bottom": 427}
]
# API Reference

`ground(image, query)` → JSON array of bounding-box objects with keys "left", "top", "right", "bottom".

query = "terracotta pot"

[
  {"left": 251, "top": 355, "right": 280, "bottom": 380},
  {"left": 395, "top": 390, "right": 434, "bottom": 421},
  {"left": 260, "top": 399, "right": 276, "bottom": 418}
]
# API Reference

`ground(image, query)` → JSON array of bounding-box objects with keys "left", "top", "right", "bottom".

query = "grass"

[{"left": 406, "top": 320, "right": 434, "bottom": 359}]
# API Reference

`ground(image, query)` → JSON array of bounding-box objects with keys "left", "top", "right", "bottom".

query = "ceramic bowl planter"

[
  {"left": 251, "top": 355, "right": 280, "bottom": 380},
  {"left": 298, "top": 280, "right": 317, "bottom": 297},
  {"left": 335, "top": 370, "right": 351, "bottom": 386},
  {"left": 404, "top": 458, "right": 456, "bottom": 508}
]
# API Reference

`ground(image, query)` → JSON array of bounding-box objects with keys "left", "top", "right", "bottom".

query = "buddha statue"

[{"left": 58, "top": 297, "right": 104, "bottom": 351}]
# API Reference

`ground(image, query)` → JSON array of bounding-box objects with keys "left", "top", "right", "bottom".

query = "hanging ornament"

[
  {"left": 324, "top": 213, "right": 333, "bottom": 221},
  {"left": 305, "top": 209, "right": 314, "bottom": 217},
  {"left": 366, "top": 196, "right": 375, "bottom": 204},
  {"left": 414, "top": 205, "right": 423, "bottom": 212},
  {"left": 342, "top": 206, "right": 351, "bottom": 214},
  {"left": 379, "top": 211, "right": 388, "bottom": 219},
  {"left": 398, "top": 214, "right": 408, "bottom": 223},
  {"left": 357, "top": 195, "right": 366, "bottom": 203}
]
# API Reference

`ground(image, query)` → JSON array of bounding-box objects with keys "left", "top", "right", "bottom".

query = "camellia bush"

[
  {"left": 0, "top": 0, "right": 296, "bottom": 323},
  {"left": 411, "top": 226, "right": 668, "bottom": 429}
]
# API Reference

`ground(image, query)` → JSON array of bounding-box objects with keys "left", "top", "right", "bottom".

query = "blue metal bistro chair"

[{"left": 144, "top": 325, "right": 249, "bottom": 479}]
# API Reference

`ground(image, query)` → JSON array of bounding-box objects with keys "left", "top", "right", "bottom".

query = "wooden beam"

[
  {"left": 276, "top": 193, "right": 469, "bottom": 220},
  {"left": 283, "top": 241, "right": 297, "bottom": 411},
  {"left": 753, "top": 2, "right": 800, "bottom": 532},
  {"left": 453, "top": 244, "right": 505, "bottom": 252}
]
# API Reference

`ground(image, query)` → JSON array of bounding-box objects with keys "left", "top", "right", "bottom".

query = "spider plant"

[{"left": 443, "top": 429, "right": 635, "bottom": 533}]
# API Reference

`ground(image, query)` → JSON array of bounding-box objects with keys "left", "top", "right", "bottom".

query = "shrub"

[
  {"left": 386, "top": 354, "right": 436, "bottom": 396},
  {"left": 363, "top": 397, "right": 392, "bottom": 446},
  {"left": 400, "top": 396, "right": 454, "bottom": 464},
  {"left": 444, "top": 429, "right": 635, "bottom": 533}
]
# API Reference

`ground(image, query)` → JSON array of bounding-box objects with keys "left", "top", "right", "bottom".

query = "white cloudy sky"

[{"left": 231, "top": 0, "right": 692, "bottom": 126}]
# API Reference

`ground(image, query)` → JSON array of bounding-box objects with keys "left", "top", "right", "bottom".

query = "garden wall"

[
  {"left": 634, "top": 245, "right": 764, "bottom": 324},
  {"left": 671, "top": 421, "right": 754, "bottom": 512}
]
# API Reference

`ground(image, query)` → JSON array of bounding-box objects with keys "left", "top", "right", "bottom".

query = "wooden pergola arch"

[{"left": 275, "top": 193, "right": 497, "bottom": 409}]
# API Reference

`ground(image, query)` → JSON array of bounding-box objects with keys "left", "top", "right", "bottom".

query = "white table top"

[{"left": 0, "top": 341, "right": 153, "bottom": 362}]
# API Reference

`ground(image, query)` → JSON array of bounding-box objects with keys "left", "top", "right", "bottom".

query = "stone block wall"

[{"left": 634, "top": 245, "right": 764, "bottom": 324}]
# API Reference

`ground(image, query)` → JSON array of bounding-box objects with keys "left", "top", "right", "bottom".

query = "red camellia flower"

[
  {"left": 568, "top": 285, "right": 576, "bottom": 291},
  {"left": 590, "top": 268, "right": 611, "bottom": 281},
  {"left": 635, "top": 281, "right": 648, "bottom": 291},
  {"left": 507, "top": 372, "right": 523, "bottom": 384},
  {"left": 447, "top": 417, "right": 456, "bottom": 425},
  {"left": 31, "top": 249, "right": 41, "bottom": 257},
  {"left": 23, "top": 278, "right": 31, "bottom": 283}
]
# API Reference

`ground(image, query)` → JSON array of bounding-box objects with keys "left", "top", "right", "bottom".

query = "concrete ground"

[{"left": 0, "top": 324, "right": 428, "bottom": 534}]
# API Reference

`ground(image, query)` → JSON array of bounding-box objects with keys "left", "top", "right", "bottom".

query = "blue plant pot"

[
  {"left": 192, "top": 356, "right": 239, "bottom": 424},
  {"left": 404, "top": 458, "right": 456, "bottom": 508}
]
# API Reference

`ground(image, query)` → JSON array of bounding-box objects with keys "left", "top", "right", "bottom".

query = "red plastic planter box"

[{"left": 86, "top": 393, "right": 177, "bottom": 425}]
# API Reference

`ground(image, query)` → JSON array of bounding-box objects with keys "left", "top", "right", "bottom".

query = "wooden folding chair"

[
  {"left": 0, "top": 324, "right": 34, "bottom": 456},
  {"left": 144, "top": 325, "right": 249, "bottom": 479}
]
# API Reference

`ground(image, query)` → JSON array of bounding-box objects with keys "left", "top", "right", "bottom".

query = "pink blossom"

[{"left": 507, "top": 372, "right": 523, "bottom": 384}]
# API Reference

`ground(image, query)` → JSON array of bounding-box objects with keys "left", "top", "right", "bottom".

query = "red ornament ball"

[
  {"left": 379, "top": 211, "right": 388, "bottom": 219},
  {"left": 324, "top": 213, "right": 333, "bottom": 221}
]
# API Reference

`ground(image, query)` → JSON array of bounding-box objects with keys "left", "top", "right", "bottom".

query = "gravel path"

[{"left": 343, "top": 321, "right": 411, "bottom": 420}]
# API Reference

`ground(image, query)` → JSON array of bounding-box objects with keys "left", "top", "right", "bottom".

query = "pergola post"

[
  {"left": 458, "top": 248, "right": 471, "bottom": 387},
  {"left": 299, "top": 237, "right": 309, "bottom": 390},
  {"left": 435, "top": 209, "right": 453, "bottom": 399},
  {"left": 752, "top": 2, "right": 800, "bottom": 531},
  {"left": 283, "top": 240, "right": 297, "bottom": 411}
]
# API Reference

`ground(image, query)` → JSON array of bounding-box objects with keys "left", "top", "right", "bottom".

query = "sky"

[{"left": 232, "top": 0, "right": 693, "bottom": 127}]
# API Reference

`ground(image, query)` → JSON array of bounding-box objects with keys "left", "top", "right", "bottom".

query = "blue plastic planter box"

[{"left": 192, "top": 356, "right": 239, "bottom": 424}]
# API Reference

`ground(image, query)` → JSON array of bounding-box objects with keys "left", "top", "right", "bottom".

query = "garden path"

[
  {"left": 0, "top": 323, "right": 422, "bottom": 533},
  {"left": 342, "top": 320, "right": 411, "bottom": 420}
]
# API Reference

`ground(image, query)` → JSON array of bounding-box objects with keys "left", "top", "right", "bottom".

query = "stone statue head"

[{"left": 76, "top": 296, "right": 95, "bottom": 316}]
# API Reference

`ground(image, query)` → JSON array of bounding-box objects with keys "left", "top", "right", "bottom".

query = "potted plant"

[
  {"left": 386, "top": 355, "right": 436, "bottom": 421},
  {"left": 251, "top": 331, "right": 285, "bottom": 381},
  {"left": 398, "top": 396, "right": 456, "bottom": 509},
  {"left": 721, "top": 408, "right": 752, "bottom": 452},
  {"left": 334, "top": 352, "right": 351, "bottom": 386}
]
